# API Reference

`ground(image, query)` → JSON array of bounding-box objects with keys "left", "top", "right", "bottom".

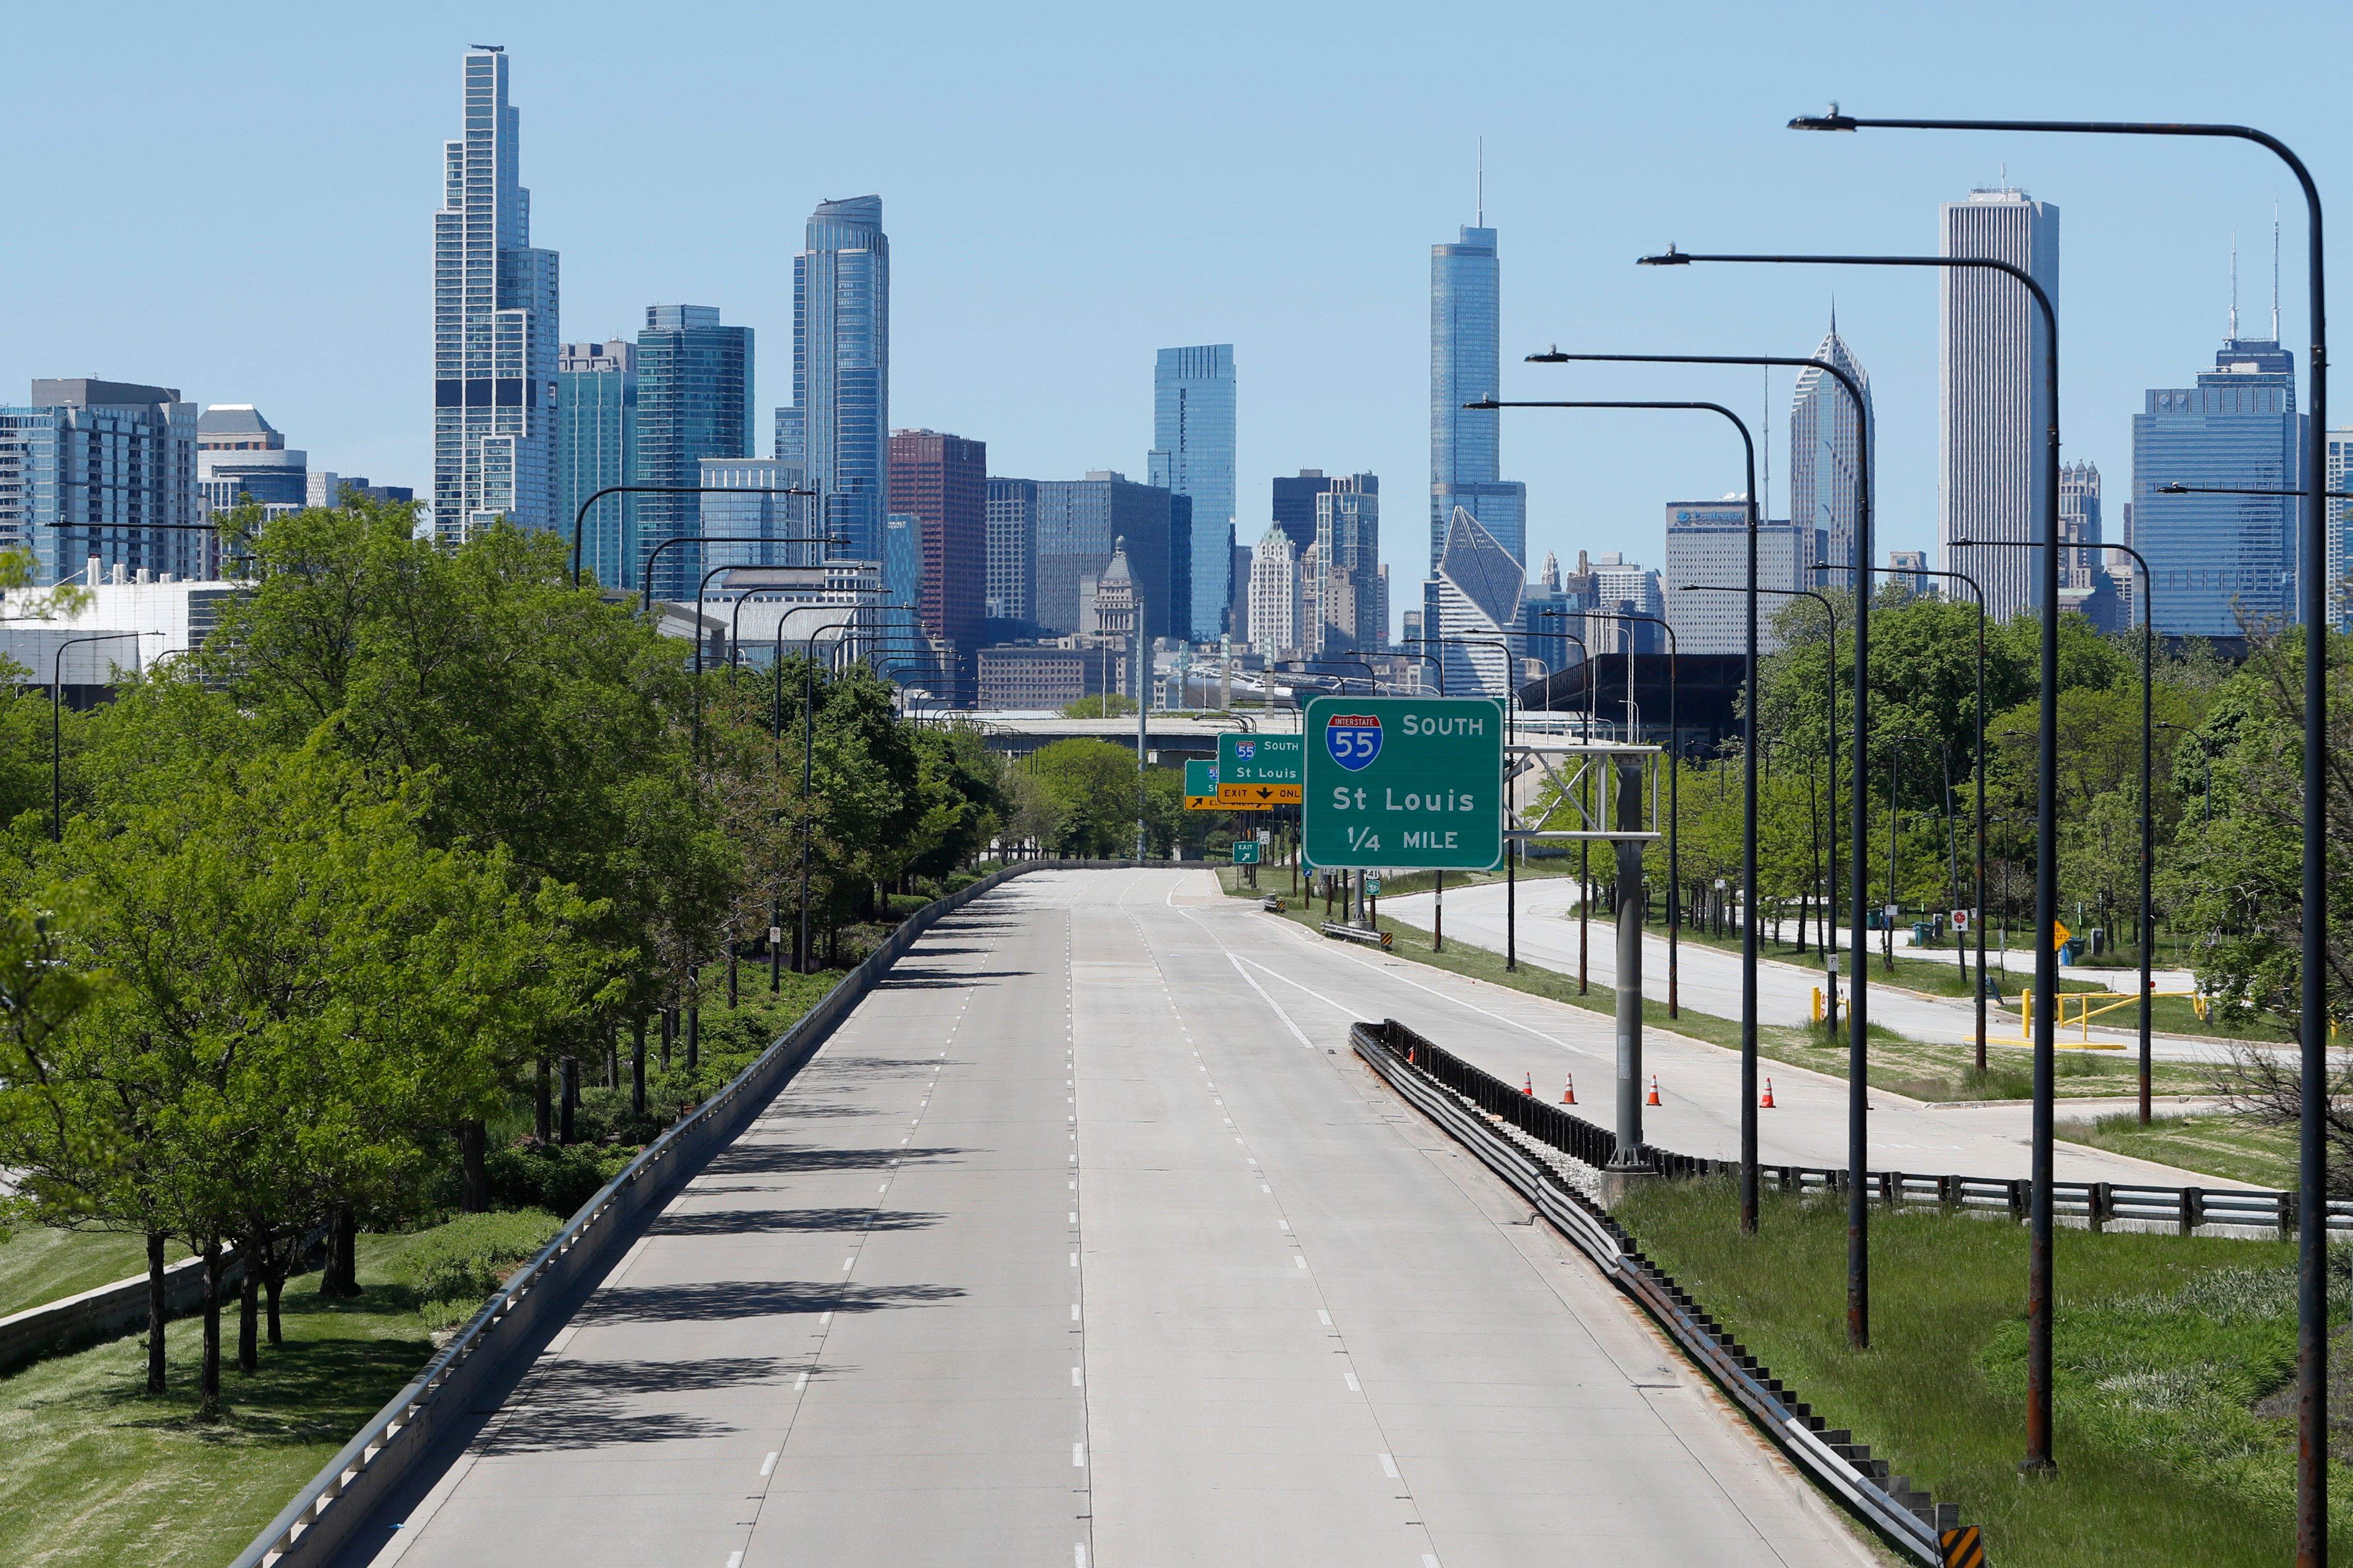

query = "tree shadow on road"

[
  {"left": 581, "top": 1280, "right": 966, "bottom": 1325},
  {"left": 650, "top": 1207, "right": 944, "bottom": 1237},
  {"left": 481, "top": 1356, "right": 802, "bottom": 1453}
]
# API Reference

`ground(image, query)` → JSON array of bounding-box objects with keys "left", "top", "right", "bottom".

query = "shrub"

[
  {"left": 486, "top": 1138, "right": 635, "bottom": 1218},
  {"left": 405, "top": 1209, "right": 563, "bottom": 1329}
]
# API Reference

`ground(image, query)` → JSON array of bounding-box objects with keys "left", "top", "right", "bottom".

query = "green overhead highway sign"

[
  {"left": 1301, "top": 695, "right": 1503, "bottom": 871},
  {"left": 1183, "top": 758, "right": 1220, "bottom": 810},
  {"left": 1217, "top": 732, "right": 1303, "bottom": 805}
]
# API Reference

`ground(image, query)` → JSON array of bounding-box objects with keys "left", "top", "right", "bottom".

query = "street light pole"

[
  {"left": 1472, "top": 394, "right": 1756, "bottom": 1033},
  {"left": 1529, "top": 344, "right": 1874, "bottom": 1345},
  {"left": 51, "top": 631, "right": 143, "bottom": 842},
  {"left": 1790, "top": 105, "right": 2325, "bottom": 1510},
  {"left": 572, "top": 482, "right": 827, "bottom": 591},
  {"left": 1898, "top": 566, "right": 1990, "bottom": 1068}
]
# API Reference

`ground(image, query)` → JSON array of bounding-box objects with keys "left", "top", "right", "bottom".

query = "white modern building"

[
  {"left": 1789, "top": 317, "right": 1873, "bottom": 591},
  {"left": 1661, "top": 501, "right": 1818, "bottom": 654},
  {"left": 1247, "top": 526, "right": 1299, "bottom": 659},
  {"left": 431, "top": 48, "right": 559, "bottom": 545},
  {"left": 1938, "top": 185, "right": 2059, "bottom": 621}
]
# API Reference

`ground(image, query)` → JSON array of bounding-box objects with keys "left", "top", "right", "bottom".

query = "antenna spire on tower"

[
  {"left": 1477, "top": 136, "right": 1484, "bottom": 226},
  {"left": 2230, "top": 233, "right": 2240, "bottom": 341},
  {"left": 2273, "top": 204, "right": 2282, "bottom": 341}
]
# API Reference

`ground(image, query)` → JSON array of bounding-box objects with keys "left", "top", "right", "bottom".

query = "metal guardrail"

[
  {"left": 1319, "top": 921, "right": 1393, "bottom": 948},
  {"left": 1353, "top": 1018, "right": 1969, "bottom": 1565},
  {"left": 1385, "top": 1019, "right": 2344, "bottom": 1240},
  {"left": 228, "top": 858, "right": 1113, "bottom": 1568}
]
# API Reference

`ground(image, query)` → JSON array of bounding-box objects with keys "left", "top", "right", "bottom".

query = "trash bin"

[
  {"left": 2058, "top": 939, "right": 2084, "bottom": 965},
  {"left": 1911, "top": 922, "right": 1933, "bottom": 947}
]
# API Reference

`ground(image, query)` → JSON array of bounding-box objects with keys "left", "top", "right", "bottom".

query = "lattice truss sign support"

[{"left": 1507, "top": 737, "right": 1665, "bottom": 846}]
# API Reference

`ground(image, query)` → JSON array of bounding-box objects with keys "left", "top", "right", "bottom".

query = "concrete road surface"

[
  {"left": 1200, "top": 876, "right": 2248, "bottom": 1190},
  {"left": 337, "top": 868, "right": 1883, "bottom": 1568},
  {"left": 1380, "top": 876, "right": 2240, "bottom": 1063}
]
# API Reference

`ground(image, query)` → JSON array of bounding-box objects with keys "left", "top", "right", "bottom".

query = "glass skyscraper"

[
  {"left": 432, "top": 48, "right": 559, "bottom": 546},
  {"left": 556, "top": 339, "right": 638, "bottom": 591},
  {"left": 1147, "top": 344, "right": 1235, "bottom": 641},
  {"left": 1, "top": 379, "right": 201, "bottom": 585},
  {"left": 1788, "top": 317, "right": 1873, "bottom": 591},
  {"left": 2131, "top": 332, "right": 2302, "bottom": 636},
  {"left": 1430, "top": 224, "right": 1526, "bottom": 572},
  {"left": 780, "top": 197, "right": 889, "bottom": 562},
  {"left": 637, "top": 305, "right": 752, "bottom": 601}
]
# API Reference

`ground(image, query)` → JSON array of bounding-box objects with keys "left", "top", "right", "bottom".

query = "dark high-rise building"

[
  {"left": 2, "top": 379, "right": 200, "bottom": 584},
  {"left": 779, "top": 196, "right": 889, "bottom": 561},
  {"left": 1148, "top": 344, "right": 1236, "bottom": 640},
  {"left": 1270, "top": 469, "right": 1331, "bottom": 556},
  {"left": 2131, "top": 330, "right": 2302, "bottom": 635},
  {"left": 1033, "top": 471, "right": 1182, "bottom": 642},
  {"left": 1430, "top": 221, "right": 1526, "bottom": 570},
  {"left": 636, "top": 305, "right": 751, "bottom": 599},
  {"left": 556, "top": 339, "right": 638, "bottom": 591},
  {"left": 984, "top": 477, "right": 1037, "bottom": 628},
  {"left": 889, "top": 429, "right": 986, "bottom": 678}
]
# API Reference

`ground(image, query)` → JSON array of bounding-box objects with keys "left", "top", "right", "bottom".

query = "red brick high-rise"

[{"left": 887, "top": 428, "right": 985, "bottom": 694}]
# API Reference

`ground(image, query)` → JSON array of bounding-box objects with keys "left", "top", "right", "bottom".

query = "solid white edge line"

[{"left": 1225, "top": 953, "right": 1320, "bottom": 1047}]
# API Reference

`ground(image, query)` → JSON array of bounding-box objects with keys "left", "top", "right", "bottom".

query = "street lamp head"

[
  {"left": 1789, "top": 103, "right": 1858, "bottom": 131},
  {"left": 1637, "top": 245, "right": 1691, "bottom": 266},
  {"left": 2156, "top": 482, "right": 2190, "bottom": 494},
  {"left": 1462, "top": 396, "right": 1501, "bottom": 409},
  {"left": 1526, "top": 345, "right": 1570, "bottom": 363}
]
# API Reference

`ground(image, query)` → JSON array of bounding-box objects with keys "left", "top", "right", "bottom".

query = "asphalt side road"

[{"left": 330, "top": 867, "right": 1882, "bottom": 1568}]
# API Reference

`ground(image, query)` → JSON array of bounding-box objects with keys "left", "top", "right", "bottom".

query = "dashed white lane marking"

[
  {"left": 1317, "top": 1310, "right": 1333, "bottom": 1326},
  {"left": 795, "top": 1372, "right": 808, "bottom": 1390},
  {"left": 1068, "top": 1211, "right": 1078, "bottom": 1223},
  {"left": 878, "top": 1183, "right": 889, "bottom": 1193},
  {"left": 1069, "top": 1252, "right": 1079, "bottom": 1267},
  {"left": 841, "top": 1258, "right": 855, "bottom": 1271},
  {"left": 1071, "top": 1303, "right": 1081, "bottom": 1320},
  {"left": 1260, "top": 1183, "right": 1272, "bottom": 1193},
  {"left": 1424, "top": 1556, "right": 1443, "bottom": 1568},
  {"left": 1277, "top": 1219, "right": 1289, "bottom": 1230},
  {"left": 1344, "top": 1373, "right": 1361, "bottom": 1391},
  {"left": 1076, "top": 1546, "right": 1089, "bottom": 1567},
  {"left": 818, "top": 1311, "right": 831, "bottom": 1326},
  {"left": 1379, "top": 1453, "right": 1400, "bottom": 1479},
  {"left": 1295, "top": 1256, "right": 1307, "bottom": 1268},
  {"left": 1073, "top": 1443, "right": 1086, "bottom": 1468},
  {"left": 760, "top": 1451, "right": 779, "bottom": 1475},
  {"left": 726, "top": 1552, "right": 744, "bottom": 1567},
  {"left": 1071, "top": 1366, "right": 1083, "bottom": 1386}
]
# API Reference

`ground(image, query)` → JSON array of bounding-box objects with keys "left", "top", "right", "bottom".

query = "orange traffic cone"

[
  {"left": 1761, "top": 1078, "right": 1777, "bottom": 1108},
  {"left": 1561, "top": 1074, "right": 1577, "bottom": 1105},
  {"left": 1522, "top": 1073, "right": 1533, "bottom": 1095},
  {"left": 1645, "top": 1075, "right": 1662, "bottom": 1106}
]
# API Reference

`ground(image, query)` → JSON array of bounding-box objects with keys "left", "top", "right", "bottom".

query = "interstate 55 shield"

[{"left": 1301, "top": 695, "right": 1503, "bottom": 871}]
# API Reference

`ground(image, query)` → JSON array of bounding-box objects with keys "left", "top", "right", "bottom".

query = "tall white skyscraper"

[
  {"left": 1788, "top": 316, "right": 1872, "bottom": 590},
  {"left": 1248, "top": 526, "right": 1299, "bottom": 658},
  {"left": 1938, "top": 185, "right": 2058, "bottom": 620},
  {"left": 432, "top": 48, "right": 559, "bottom": 546}
]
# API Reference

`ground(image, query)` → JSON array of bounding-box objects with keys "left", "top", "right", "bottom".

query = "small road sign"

[
  {"left": 1938, "top": 1524, "right": 1984, "bottom": 1568},
  {"left": 1255, "top": 828, "right": 1271, "bottom": 844},
  {"left": 1183, "top": 758, "right": 1220, "bottom": 810},
  {"left": 1952, "top": 908, "right": 1971, "bottom": 931},
  {"left": 1218, "top": 732, "right": 1304, "bottom": 805},
  {"left": 1302, "top": 695, "right": 1503, "bottom": 871},
  {"left": 1231, "top": 840, "right": 1261, "bottom": 864},
  {"left": 2053, "top": 918, "right": 2073, "bottom": 951}
]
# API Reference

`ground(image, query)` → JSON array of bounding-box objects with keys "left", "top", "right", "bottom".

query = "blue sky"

[{"left": 5, "top": 0, "right": 2347, "bottom": 622}]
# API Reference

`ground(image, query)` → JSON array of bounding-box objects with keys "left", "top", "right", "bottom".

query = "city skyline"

[{"left": 8, "top": 10, "right": 2349, "bottom": 635}]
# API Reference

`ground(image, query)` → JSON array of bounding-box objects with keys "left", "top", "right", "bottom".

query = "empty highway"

[{"left": 339, "top": 868, "right": 1885, "bottom": 1568}]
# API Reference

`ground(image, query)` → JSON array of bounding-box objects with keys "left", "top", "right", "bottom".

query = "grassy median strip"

[
  {"left": 1619, "top": 1178, "right": 2350, "bottom": 1566},
  {"left": 1226, "top": 870, "right": 2215, "bottom": 1107},
  {"left": 2053, "top": 1112, "right": 2299, "bottom": 1191},
  {"left": 0, "top": 1226, "right": 484, "bottom": 1568}
]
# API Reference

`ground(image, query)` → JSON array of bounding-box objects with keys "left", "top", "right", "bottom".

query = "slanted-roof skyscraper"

[
  {"left": 1147, "top": 345, "right": 1236, "bottom": 641},
  {"left": 1938, "top": 184, "right": 2058, "bottom": 620},
  {"left": 432, "top": 47, "right": 559, "bottom": 546},
  {"left": 1429, "top": 507, "right": 1522, "bottom": 697},
  {"left": 1789, "top": 316, "right": 1873, "bottom": 590},
  {"left": 1430, "top": 222, "right": 1526, "bottom": 571},
  {"left": 779, "top": 197, "right": 889, "bottom": 561}
]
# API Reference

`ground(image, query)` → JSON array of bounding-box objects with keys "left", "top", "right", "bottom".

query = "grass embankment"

[
  {"left": 1225, "top": 868, "right": 2215, "bottom": 1110},
  {"left": 0, "top": 1229, "right": 156, "bottom": 1321},
  {"left": 1619, "top": 1179, "right": 2351, "bottom": 1567},
  {"left": 2055, "top": 1113, "right": 2300, "bottom": 1191},
  {"left": 0, "top": 1213, "right": 558, "bottom": 1568}
]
